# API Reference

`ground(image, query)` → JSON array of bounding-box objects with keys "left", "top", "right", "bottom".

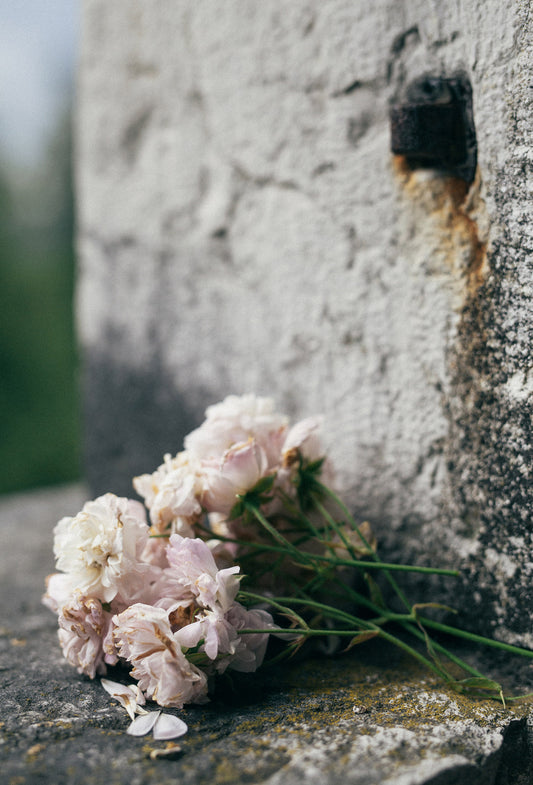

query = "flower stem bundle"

[{"left": 44, "top": 395, "right": 533, "bottom": 711}]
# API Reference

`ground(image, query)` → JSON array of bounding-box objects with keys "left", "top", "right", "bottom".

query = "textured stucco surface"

[
  {"left": 76, "top": 2, "right": 532, "bottom": 638},
  {"left": 2, "top": 485, "right": 533, "bottom": 785}
]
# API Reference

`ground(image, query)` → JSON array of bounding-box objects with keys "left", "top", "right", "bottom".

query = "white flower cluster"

[{"left": 44, "top": 394, "right": 331, "bottom": 709}]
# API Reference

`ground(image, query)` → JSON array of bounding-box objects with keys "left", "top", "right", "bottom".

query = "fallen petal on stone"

[
  {"left": 130, "top": 683, "right": 147, "bottom": 707},
  {"left": 101, "top": 678, "right": 131, "bottom": 697},
  {"left": 153, "top": 713, "right": 188, "bottom": 740},
  {"left": 127, "top": 711, "right": 161, "bottom": 736},
  {"left": 101, "top": 678, "right": 144, "bottom": 720}
]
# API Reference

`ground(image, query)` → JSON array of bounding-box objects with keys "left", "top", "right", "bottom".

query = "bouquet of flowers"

[{"left": 44, "top": 394, "right": 533, "bottom": 734}]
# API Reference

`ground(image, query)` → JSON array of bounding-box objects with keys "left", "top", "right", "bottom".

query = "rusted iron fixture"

[{"left": 390, "top": 73, "right": 477, "bottom": 184}]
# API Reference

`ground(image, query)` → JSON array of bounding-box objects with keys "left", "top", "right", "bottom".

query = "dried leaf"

[
  {"left": 148, "top": 744, "right": 183, "bottom": 760},
  {"left": 342, "top": 630, "right": 380, "bottom": 652}
]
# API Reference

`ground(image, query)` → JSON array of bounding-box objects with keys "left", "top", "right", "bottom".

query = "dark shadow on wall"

[{"left": 82, "top": 347, "right": 205, "bottom": 498}]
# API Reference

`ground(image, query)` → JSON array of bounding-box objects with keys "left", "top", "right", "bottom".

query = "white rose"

[{"left": 53, "top": 493, "right": 150, "bottom": 603}]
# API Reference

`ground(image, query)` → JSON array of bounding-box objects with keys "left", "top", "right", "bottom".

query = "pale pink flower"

[
  {"left": 282, "top": 416, "right": 325, "bottom": 463},
  {"left": 225, "top": 605, "right": 275, "bottom": 673},
  {"left": 102, "top": 621, "right": 121, "bottom": 666},
  {"left": 176, "top": 603, "right": 276, "bottom": 674},
  {"left": 113, "top": 604, "right": 209, "bottom": 708},
  {"left": 133, "top": 452, "right": 204, "bottom": 537},
  {"left": 206, "top": 536, "right": 240, "bottom": 570},
  {"left": 140, "top": 536, "right": 170, "bottom": 570},
  {"left": 185, "top": 394, "right": 288, "bottom": 467},
  {"left": 202, "top": 439, "right": 271, "bottom": 516},
  {"left": 164, "top": 534, "right": 240, "bottom": 612},
  {"left": 42, "top": 572, "right": 77, "bottom": 614},
  {"left": 134, "top": 452, "right": 194, "bottom": 509},
  {"left": 52, "top": 494, "right": 151, "bottom": 604},
  {"left": 175, "top": 608, "right": 240, "bottom": 665},
  {"left": 277, "top": 416, "right": 335, "bottom": 495},
  {"left": 57, "top": 594, "right": 113, "bottom": 678}
]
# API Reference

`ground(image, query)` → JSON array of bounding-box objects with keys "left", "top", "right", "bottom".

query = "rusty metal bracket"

[{"left": 390, "top": 73, "right": 477, "bottom": 184}]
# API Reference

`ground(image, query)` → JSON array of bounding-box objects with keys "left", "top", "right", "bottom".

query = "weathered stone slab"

[{"left": 2, "top": 485, "right": 533, "bottom": 784}]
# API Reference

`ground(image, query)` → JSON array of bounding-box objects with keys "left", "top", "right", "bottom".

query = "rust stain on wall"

[{"left": 392, "top": 155, "right": 489, "bottom": 299}]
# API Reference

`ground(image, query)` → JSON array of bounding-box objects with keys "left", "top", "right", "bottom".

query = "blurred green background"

[
  {"left": 0, "top": 2, "right": 81, "bottom": 495},
  {"left": 0, "top": 109, "right": 81, "bottom": 494}
]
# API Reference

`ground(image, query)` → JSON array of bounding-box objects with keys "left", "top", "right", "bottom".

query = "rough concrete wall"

[{"left": 76, "top": 1, "right": 532, "bottom": 640}]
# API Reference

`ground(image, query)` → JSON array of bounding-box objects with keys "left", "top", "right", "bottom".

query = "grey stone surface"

[
  {"left": 2, "top": 485, "right": 533, "bottom": 785},
  {"left": 76, "top": 2, "right": 532, "bottom": 639}
]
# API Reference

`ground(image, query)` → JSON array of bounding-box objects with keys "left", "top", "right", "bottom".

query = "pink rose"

[
  {"left": 185, "top": 394, "right": 288, "bottom": 467},
  {"left": 164, "top": 534, "right": 240, "bottom": 612},
  {"left": 57, "top": 594, "right": 113, "bottom": 678},
  {"left": 202, "top": 439, "right": 270, "bottom": 516},
  {"left": 113, "top": 604, "right": 209, "bottom": 708}
]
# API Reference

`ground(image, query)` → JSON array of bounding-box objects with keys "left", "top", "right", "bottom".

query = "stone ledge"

[{"left": 1, "top": 485, "right": 532, "bottom": 785}]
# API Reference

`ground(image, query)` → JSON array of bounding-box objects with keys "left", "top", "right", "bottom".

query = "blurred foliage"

[{"left": 0, "top": 109, "right": 81, "bottom": 494}]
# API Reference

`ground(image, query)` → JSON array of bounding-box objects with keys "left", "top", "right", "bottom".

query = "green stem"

[
  {"left": 374, "top": 625, "right": 458, "bottom": 683},
  {"left": 268, "top": 579, "right": 491, "bottom": 683},
  {"left": 402, "top": 622, "right": 485, "bottom": 679},
  {"left": 264, "top": 595, "right": 377, "bottom": 630},
  {"left": 310, "top": 553, "right": 459, "bottom": 576},
  {"left": 241, "top": 588, "right": 500, "bottom": 687},
  {"left": 243, "top": 502, "right": 315, "bottom": 565},
  {"left": 288, "top": 501, "right": 340, "bottom": 558},
  {"left": 331, "top": 577, "right": 388, "bottom": 616},
  {"left": 370, "top": 613, "right": 416, "bottom": 625},
  {"left": 328, "top": 578, "right": 486, "bottom": 679},
  {"left": 312, "top": 494, "right": 363, "bottom": 564},
  {"left": 221, "top": 519, "right": 459, "bottom": 577},
  {"left": 311, "top": 480, "right": 414, "bottom": 610},
  {"left": 239, "top": 627, "right": 377, "bottom": 637},
  {"left": 421, "top": 618, "right": 533, "bottom": 659},
  {"left": 238, "top": 591, "right": 309, "bottom": 630}
]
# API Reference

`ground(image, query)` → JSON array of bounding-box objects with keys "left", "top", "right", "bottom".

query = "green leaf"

[
  {"left": 232, "top": 475, "right": 276, "bottom": 517},
  {"left": 296, "top": 457, "right": 326, "bottom": 509},
  {"left": 452, "top": 677, "right": 506, "bottom": 705},
  {"left": 229, "top": 498, "right": 246, "bottom": 520},
  {"left": 364, "top": 573, "right": 386, "bottom": 609},
  {"left": 454, "top": 677, "right": 503, "bottom": 691},
  {"left": 252, "top": 475, "right": 276, "bottom": 494},
  {"left": 305, "top": 457, "right": 325, "bottom": 476}
]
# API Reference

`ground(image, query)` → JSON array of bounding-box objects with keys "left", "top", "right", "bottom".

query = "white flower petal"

[
  {"left": 130, "top": 683, "right": 147, "bottom": 707},
  {"left": 127, "top": 711, "right": 161, "bottom": 736},
  {"left": 101, "top": 678, "right": 133, "bottom": 697},
  {"left": 101, "top": 679, "right": 146, "bottom": 720},
  {"left": 153, "top": 713, "right": 188, "bottom": 740}
]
